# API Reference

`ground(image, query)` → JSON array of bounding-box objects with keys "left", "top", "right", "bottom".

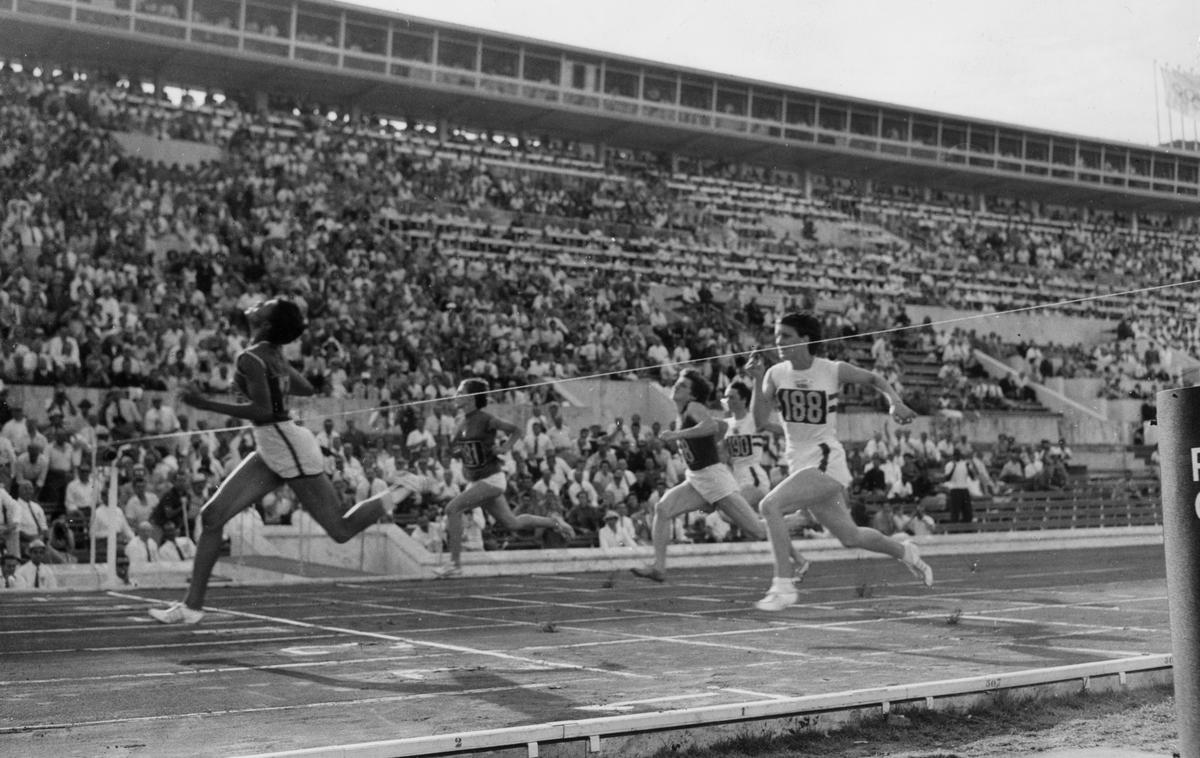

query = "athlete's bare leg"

[{"left": 631, "top": 481, "right": 708, "bottom": 580}]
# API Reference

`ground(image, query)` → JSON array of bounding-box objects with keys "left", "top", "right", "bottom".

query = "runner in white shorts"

[
  {"left": 754, "top": 312, "right": 934, "bottom": 612},
  {"left": 722, "top": 361, "right": 811, "bottom": 583},
  {"left": 631, "top": 369, "right": 807, "bottom": 583}
]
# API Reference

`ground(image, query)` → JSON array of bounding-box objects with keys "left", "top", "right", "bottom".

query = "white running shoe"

[
  {"left": 754, "top": 587, "right": 798, "bottom": 612},
  {"left": 434, "top": 564, "right": 462, "bottom": 579},
  {"left": 901, "top": 542, "right": 934, "bottom": 588},
  {"left": 149, "top": 602, "right": 205, "bottom": 625}
]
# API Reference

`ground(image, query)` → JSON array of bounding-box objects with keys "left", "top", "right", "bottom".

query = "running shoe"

[
  {"left": 901, "top": 541, "right": 934, "bottom": 587},
  {"left": 149, "top": 601, "right": 205, "bottom": 625},
  {"left": 754, "top": 588, "right": 798, "bottom": 612},
  {"left": 630, "top": 565, "right": 665, "bottom": 583},
  {"left": 433, "top": 564, "right": 462, "bottom": 579}
]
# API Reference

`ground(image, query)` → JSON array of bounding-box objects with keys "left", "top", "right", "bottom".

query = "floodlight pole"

[{"left": 1156, "top": 386, "right": 1200, "bottom": 758}]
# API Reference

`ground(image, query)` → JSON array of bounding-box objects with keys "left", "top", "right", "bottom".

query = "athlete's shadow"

[{"left": 180, "top": 656, "right": 586, "bottom": 718}]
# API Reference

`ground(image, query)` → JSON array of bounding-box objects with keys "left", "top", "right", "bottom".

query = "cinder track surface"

[{"left": 0, "top": 544, "right": 1170, "bottom": 757}]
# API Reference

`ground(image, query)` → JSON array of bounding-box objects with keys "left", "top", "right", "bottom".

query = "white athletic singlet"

[
  {"left": 725, "top": 412, "right": 771, "bottom": 494},
  {"left": 763, "top": 357, "right": 847, "bottom": 477},
  {"left": 724, "top": 413, "right": 766, "bottom": 470}
]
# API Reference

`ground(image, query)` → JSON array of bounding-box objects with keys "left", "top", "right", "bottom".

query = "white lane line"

[
  {"left": 108, "top": 590, "right": 653, "bottom": 680},
  {"left": 0, "top": 679, "right": 600, "bottom": 735},
  {"left": 956, "top": 613, "right": 1164, "bottom": 634},
  {"left": 718, "top": 687, "right": 793, "bottom": 700},
  {"left": 0, "top": 654, "right": 427, "bottom": 687},
  {"left": 578, "top": 693, "right": 717, "bottom": 712},
  {"left": 2, "top": 634, "right": 340, "bottom": 656}
]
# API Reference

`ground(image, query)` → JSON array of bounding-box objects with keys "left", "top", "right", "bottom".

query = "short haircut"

[
  {"left": 777, "top": 312, "right": 822, "bottom": 341},
  {"left": 458, "top": 378, "right": 490, "bottom": 409},
  {"left": 727, "top": 381, "right": 752, "bottom": 406},
  {"left": 260, "top": 299, "right": 307, "bottom": 344},
  {"left": 679, "top": 369, "right": 713, "bottom": 404}
]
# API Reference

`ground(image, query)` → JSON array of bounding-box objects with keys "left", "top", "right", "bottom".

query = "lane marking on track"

[
  {"left": 0, "top": 654, "right": 429, "bottom": 687},
  {"left": 577, "top": 693, "right": 723, "bottom": 712},
  {"left": 1, "top": 634, "right": 341, "bottom": 656},
  {"left": 108, "top": 590, "right": 655, "bottom": 680},
  {"left": 0, "top": 679, "right": 603, "bottom": 735}
]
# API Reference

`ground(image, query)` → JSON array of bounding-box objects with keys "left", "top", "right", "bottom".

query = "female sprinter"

[
  {"left": 149, "top": 298, "right": 396, "bottom": 624},
  {"left": 436, "top": 378, "right": 574, "bottom": 578},
  {"left": 754, "top": 312, "right": 932, "bottom": 612},
  {"left": 630, "top": 368, "right": 808, "bottom": 583}
]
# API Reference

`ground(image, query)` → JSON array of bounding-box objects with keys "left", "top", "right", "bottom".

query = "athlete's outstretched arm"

[{"left": 838, "top": 363, "right": 916, "bottom": 423}]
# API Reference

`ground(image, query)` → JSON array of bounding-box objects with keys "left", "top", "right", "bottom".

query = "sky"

[{"left": 343, "top": 0, "right": 1200, "bottom": 148}]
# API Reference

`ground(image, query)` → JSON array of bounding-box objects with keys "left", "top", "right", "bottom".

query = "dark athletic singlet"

[
  {"left": 678, "top": 410, "right": 722, "bottom": 471},
  {"left": 453, "top": 410, "right": 502, "bottom": 481},
  {"left": 233, "top": 343, "right": 291, "bottom": 424}
]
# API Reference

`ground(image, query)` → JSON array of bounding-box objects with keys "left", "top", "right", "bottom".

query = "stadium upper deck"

[{"left": 1, "top": 0, "right": 1196, "bottom": 216}]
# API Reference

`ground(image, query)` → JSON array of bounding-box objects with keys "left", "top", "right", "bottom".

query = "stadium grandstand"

[
  {"left": 0, "top": 1, "right": 1187, "bottom": 755},
  {"left": 0, "top": 0, "right": 1183, "bottom": 569}
]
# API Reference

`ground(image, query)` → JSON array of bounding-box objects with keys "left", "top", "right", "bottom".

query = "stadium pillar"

[{"left": 1156, "top": 386, "right": 1200, "bottom": 758}]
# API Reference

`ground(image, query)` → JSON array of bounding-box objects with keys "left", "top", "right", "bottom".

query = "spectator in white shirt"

[
  {"left": 0, "top": 433, "right": 15, "bottom": 480},
  {"left": 0, "top": 476, "right": 20, "bottom": 556},
  {"left": 0, "top": 406, "right": 31, "bottom": 456},
  {"left": 15, "top": 539, "right": 57, "bottom": 589},
  {"left": 407, "top": 511, "right": 444, "bottom": 554},
  {"left": 124, "top": 475, "right": 159, "bottom": 526},
  {"left": 126, "top": 521, "right": 160, "bottom": 567},
  {"left": 405, "top": 425, "right": 436, "bottom": 458},
  {"left": 156, "top": 521, "right": 196, "bottom": 562},
  {"left": 1, "top": 552, "right": 25, "bottom": 589},
  {"left": 143, "top": 396, "right": 181, "bottom": 436},
  {"left": 91, "top": 494, "right": 135, "bottom": 550},
  {"left": 598, "top": 509, "right": 637, "bottom": 549},
  {"left": 64, "top": 463, "right": 101, "bottom": 515}
]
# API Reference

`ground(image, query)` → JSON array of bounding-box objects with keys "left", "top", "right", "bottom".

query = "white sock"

[{"left": 771, "top": 577, "right": 793, "bottom": 592}]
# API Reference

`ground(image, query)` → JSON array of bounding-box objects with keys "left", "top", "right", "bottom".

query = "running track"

[{"left": 0, "top": 543, "right": 1172, "bottom": 757}]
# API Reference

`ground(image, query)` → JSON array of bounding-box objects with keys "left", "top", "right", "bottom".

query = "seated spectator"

[
  {"left": 91, "top": 489, "right": 135, "bottom": 553},
  {"left": 156, "top": 521, "right": 196, "bottom": 562},
  {"left": 123, "top": 474, "right": 159, "bottom": 527},
  {"left": 894, "top": 503, "right": 937, "bottom": 537},
  {"left": 125, "top": 521, "right": 160, "bottom": 567},
  {"left": 15, "top": 539, "right": 57, "bottom": 589},
  {"left": 11, "top": 478, "right": 69, "bottom": 563},
  {"left": 870, "top": 501, "right": 898, "bottom": 536},
  {"left": 64, "top": 462, "right": 100, "bottom": 516},
  {"left": 703, "top": 509, "right": 733, "bottom": 543},
  {"left": 1, "top": 551, "right": 23, "bottom": 589},
  {"left": 408, "top": 509, "right": 444, "bottom": 553},
  {"left": 886, "top": 472, "right": 914, "bottom": 503},
  {"left": 14, "top": 442, "right": 49, "bottom": 499},
  {"left": 150, "top": 471, "right": 193, "bottom": 540},
  {"left": 998, "top": 453, "right": 1025, "bottom": 485},
  {"left": 598, "top": 509, "right": 637, "bottom": 548},
  {"left": 859, "top": 454, "right": 887, "bottom": 493},
  {"left": 565, "top": 487, "right": 602, "bottom": 535}
]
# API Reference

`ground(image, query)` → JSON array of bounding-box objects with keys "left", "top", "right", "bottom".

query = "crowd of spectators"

[{"left": 0, "top": 62, "right": 1187, "bottom": 575}]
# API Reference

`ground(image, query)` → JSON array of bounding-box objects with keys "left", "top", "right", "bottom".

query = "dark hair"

[
  {"left": 778, "top": 312, "right": 822, "bottom": 341},
  {"left": 459, "top": 377, "right": 490, "bottom": 409},
  {"left": 727, "top": 380, "right": 752, "bottom": 406},
  {"left": 678, "top": 369, "right": 713, "bottom": 404},
  {"left": 258, "top": 299, "right": 307, "bottom": 344}
]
